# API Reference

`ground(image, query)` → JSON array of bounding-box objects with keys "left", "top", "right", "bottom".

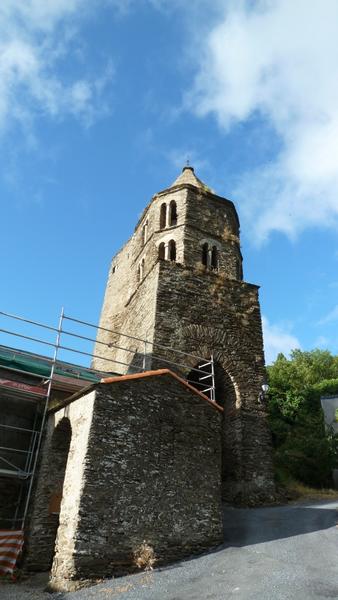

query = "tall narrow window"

[
  {"left": 211, "top": 246, "right": 218, "bottom": 270},
  {"left": 202, "top": 243, "right": 208, "bottom": 267},
  {"left": 138, "top": 258, "right": 145, "bottom": 282},
  {"left": 158, "top": 242, "right": 165, "bottom": 260},
  {"left": 142, "top": 220, "right": 148, "bottom": 245},
  {"left": 169, "top": 200, "right": 177, "bottom": 226},
  {"left": 160, "top": 203, "right": 166, "bottom": 229},
  {"left": 168, "top": 240, "right": 176, "bottom": 261}
]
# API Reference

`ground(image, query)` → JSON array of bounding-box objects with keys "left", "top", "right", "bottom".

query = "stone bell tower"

[{"left": 95, "top": 166, "right": 275, "bottom": 504}]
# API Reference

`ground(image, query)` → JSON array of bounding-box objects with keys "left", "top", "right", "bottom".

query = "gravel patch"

[{"left": 0, "top": 573, "right": 57, "bottom": 600}]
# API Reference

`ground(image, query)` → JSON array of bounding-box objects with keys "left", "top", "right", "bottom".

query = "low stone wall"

[{"left": 28, "top": 371, "right": 223, "bottom": 591}]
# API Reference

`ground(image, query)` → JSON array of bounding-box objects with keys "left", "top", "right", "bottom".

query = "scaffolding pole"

[{"left": 0, "top": 307, "right": 216, "bottom": 530}]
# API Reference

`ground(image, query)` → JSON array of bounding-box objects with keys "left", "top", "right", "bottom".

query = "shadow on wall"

[
  {"left": 42, "top": 417, "right": 72, "bottom": 570},
  {"left": 187, "top": 360, "right": 241, "bottom": 488},
  {"left": 127, "top": 351, "right": 153, "bottom": 374}
]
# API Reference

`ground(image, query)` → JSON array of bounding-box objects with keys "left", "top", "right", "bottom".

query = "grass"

[
  {"left": 275, "top": 468, "right": 338, "bottom": 502},
  {"left": 133, "top": 542, "right": 157, "bottom": 572},
  {"left": 287, "top": 480, "right": 338, "bottom": 502}
]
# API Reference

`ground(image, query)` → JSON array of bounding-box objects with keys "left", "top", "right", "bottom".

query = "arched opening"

[
  {"left": 158, "top": 242, "right": 165, "bottom": 260},
  {"left": 142, "top": 220, "right": 148, "bottom": 245},
  {"left": 169, "top": 200, "right": 177, "bottom": 226},
  {"left": 237, "top": 261, "right": 243, "bottom": 280},
  {"left": 186, "top": 360, "right": 213, "bottom": 399},
  {"left": 213, "top": 362, "right": 241, "bottom": 492},
  {"left": 168, "top": 240, "right": 176, "bottom": 261},
  {"left": 211, "top": 246, "right": 218, "bottom": 270},
  {"left": 160, "top": 203, "right": 166, "bottom": 229},
  {"left": 202, "top": 243, "right": 208, "bottom": 267},
  {"left": 45, "top": 418, "right": 72, "bottom": 569},
  {"left": 187, "top": 360, "right": 241, "bottom": 496},
  {"left": 140, "top": 258, "right": 145, "bottom": 280}
]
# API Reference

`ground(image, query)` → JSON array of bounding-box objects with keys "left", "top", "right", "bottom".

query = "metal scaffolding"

[{"left": 0, "top": 308, "right": 215, "bottom": 530}]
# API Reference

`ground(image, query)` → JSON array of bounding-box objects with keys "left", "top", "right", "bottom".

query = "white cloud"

[
  {"left": 262, "top": 316, "right": 301, "bottom": 365},
  {"left": 314, "top": 335, "right": 330, "bottom": 348},
  {"left": 318, "top": 305, "right": 338, "bottom": 325},
  {"left": 0, "top": 1, "right": 114, "bottom": 137},
  {"left": 188, "top": 0, "right": 338, "bottom": 243}
]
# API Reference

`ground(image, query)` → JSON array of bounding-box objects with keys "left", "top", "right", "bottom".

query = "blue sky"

[{"left": 1, "top": 0, "right": 338, "bottom": 365}]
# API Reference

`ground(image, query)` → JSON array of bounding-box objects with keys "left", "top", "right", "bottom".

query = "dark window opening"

[
  {"left": 158, "top": 242, "right": 165, "bottom": 260},
  {"left": 169, "top": 201, "right": 177, "bottom": 226},
  {"left": 168, "top": 240, "right": 176, "bottom": 261},
  {"left": 187, "top": 361, "right": 213, "bottom": 400},
  {"left": 142, "top": 221, "right": 148, "bottom": 245},
  {"left": 202, "top": 243, "right": 208, "bottom": 267},
  {"left": 160, "top": 203, "right": 166, "bottom": 229},
  {"left": 211, "top": 246, "right": 218, "bottom": 270}
]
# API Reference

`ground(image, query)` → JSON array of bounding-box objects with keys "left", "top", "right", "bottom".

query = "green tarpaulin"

[{"left": 0, "top": 346, "right": 107, "bottom": 383}]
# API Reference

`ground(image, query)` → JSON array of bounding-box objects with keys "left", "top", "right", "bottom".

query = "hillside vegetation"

[{"left": 267, "top": 349, "right": 338, "bottom": 487}]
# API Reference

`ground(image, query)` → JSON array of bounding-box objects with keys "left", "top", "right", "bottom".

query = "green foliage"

[{"left": 267, "top": 350, "right": 338, "bottom": 487}]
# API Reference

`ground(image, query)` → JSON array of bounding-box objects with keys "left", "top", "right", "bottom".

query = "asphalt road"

[
  {"left": 60, "top": 500, "right": 338, "bottom": 600},
  {"left": 3, "top": 500, "right": 337, "bottom": 600}
]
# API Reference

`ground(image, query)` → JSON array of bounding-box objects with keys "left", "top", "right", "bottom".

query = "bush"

[{"left": 267, "top": 351, "right": 338, "bottom": 488}]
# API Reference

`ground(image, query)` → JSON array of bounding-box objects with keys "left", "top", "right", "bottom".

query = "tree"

[{"left": 267, "top": 350, "right": 338, "bottom": 487}]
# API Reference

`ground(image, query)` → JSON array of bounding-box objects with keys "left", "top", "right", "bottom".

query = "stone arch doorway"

[
  {"left": 45, "top": 417, "right": 72, "bottom": 568},
  {"left": 213, "top": 361, "right": 242, "bottom": 494},
  {"left": 28, "top": 416, "right": 72, "bottom": 571},
  {"left": 187, "top": 360, "right": 242, "bottom": 498}
]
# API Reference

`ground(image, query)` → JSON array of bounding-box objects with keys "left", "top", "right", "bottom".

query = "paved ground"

[{"left": 2, "top": 500, "right": 338, "bottom": 600}]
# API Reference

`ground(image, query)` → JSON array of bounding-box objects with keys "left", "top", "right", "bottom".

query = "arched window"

[
  {"left": 158, "top": 242, "right": 165, "bottom": 260},
  {"left": 138, "top": 258, "right": 145, "bottom": 282},
  {"left": 142, "top": 220, "right": 148, "bottom": 245},
  {"left": 169, "top": 200, "right": 177, "bottom": 226},
  {"left": 168, "top": 240, "right": 176, "bottom": 261},
  {"left": 160, "top": 203, "right": 166, "bottom": 229},
  {"left": 211, "top": 246, "right": 218, "bottom": 270},
  {"left": 202, "top": 243, "right": 208, "bottom": 267}
]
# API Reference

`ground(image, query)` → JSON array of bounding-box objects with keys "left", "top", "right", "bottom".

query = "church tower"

[{"left": 95, "top": 166, "right": 275, "bottom": 503}]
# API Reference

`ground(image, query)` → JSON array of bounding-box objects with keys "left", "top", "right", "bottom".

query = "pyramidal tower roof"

[{"left": 170, "top": 165, "right": 208, "bottom": 190}]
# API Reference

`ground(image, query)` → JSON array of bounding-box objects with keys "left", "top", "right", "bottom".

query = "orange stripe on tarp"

[
  {"left": 0, "top": 559, "right": 16, "bottom": 567},
  {"left": 0, "top": 549, "right": 17, "bottom": 563},
  {"left": 0, "top": 530, "right": 24, "bottom": 575}
]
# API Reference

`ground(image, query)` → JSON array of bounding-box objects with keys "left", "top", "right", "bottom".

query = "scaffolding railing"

[{"left": 0, "top": 308, "right": 215, "bottom": 529}]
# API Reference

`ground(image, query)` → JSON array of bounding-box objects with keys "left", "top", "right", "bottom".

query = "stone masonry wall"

[
  {"left": 94, "top": 186, "right": 189, "bottom": 372},
  {"left": 184, "top": 187, "right": 243, "bottom": 280},
  {"left": 49, "top": 374, "right": 223, "bottom": 591},
  {"left": 152, "top": 261, "right": 275, "bottom": 504},
  {"left": 26, "top": 391, "right": 95, "bottom": 571},
  {"left": 93, "top": 264, "right": 159, "bottom": 373},
  {"left": 93, "top": 169, "right": 275, "bottom": 505}
]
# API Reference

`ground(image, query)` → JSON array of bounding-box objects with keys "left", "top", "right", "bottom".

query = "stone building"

[
  {"left": 24, "top": 166, "right": 275, "bottom": 590},
  {"left": 26, "top": 370, "right": 223, "bottom": 591},
  {"left": 94, "top": 165, "right": 275, "bottom": 503}
]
